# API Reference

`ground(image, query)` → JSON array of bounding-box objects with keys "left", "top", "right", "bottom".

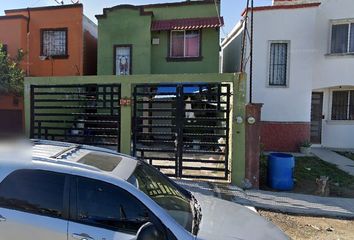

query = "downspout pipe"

[{"left": 26, "top": 8, "right": 30, "bottom": 77}]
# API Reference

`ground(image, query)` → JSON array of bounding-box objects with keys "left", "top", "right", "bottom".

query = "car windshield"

[{"left": 128, "top": 162, "right": 195, "bottom": 233}]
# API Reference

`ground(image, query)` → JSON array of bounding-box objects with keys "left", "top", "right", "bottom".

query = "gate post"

[
  {"left": 231, "top": 73, "right": 247, "bottom": 186},
  {"left": 245, "top": 103, "right": 263, "bottom": 189},
  {"left": 120, "top": 81, "right": 132, "bottom": 155}
]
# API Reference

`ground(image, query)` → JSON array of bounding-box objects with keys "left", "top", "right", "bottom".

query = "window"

[
  {"left": 77, "top": 153, "right": 122, "bottom": 172},
  {"left": 170, "top": 30, "right": 200, "bottom": 58},
  {"left": 269, "top": 41, "right": 289, "bottom": 86},
  {"left": 115, "top": 46, "right": 131, "bottom": 75},
  {"left": 128, "top": 162, "right": 194, "bottom": 233},
  {"left": 332, "top": 90, "right": 354, "bottom": 120},
  {"left": 331, "top": 22, "right": 354, "bottom": 54},
  {"left": 0, "top": 170, "right": 65, "bottom": 218},
  {"left": 76, "top": 177, "right": 149, "bottom": 233},
  {"left": 41, "top": 28, "right": 68, "bottom": 57}
]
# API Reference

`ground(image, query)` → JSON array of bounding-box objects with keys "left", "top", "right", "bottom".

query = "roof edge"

[
  {"left": 95, "top": 0, "right": 219, "bottom": 20},
  {"left": 0, "top": 15, "right": 28, "bottom": 21},
  {"left": 5, "top": 3, "right": 83, "bottom": 14},
  {"left": 241, "top": 2, "right": 321, "bottom": 16},
  {"left": 96, "top": 5, "right": 153, "bottom": 20}
]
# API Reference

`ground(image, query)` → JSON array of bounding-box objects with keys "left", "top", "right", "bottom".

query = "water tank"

[{"left": 267, "top": 153, "right": 295, "bottom": 191}]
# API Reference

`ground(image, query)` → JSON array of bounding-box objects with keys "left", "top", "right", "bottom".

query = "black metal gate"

[
  {"left": 30, "top": 84, "right": 121, "bottom": 151},
  {"left": 133, "top": 83, "right": 231, "bottom": 180}
]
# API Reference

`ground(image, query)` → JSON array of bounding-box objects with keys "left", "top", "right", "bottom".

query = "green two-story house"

[{"left": 95, "top": 0, "right": 223, "bottom": 75}]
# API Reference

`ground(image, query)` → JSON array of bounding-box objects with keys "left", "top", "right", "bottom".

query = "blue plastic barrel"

[{"left": 267, "top": 153, "right": 295, "bottom": 191}]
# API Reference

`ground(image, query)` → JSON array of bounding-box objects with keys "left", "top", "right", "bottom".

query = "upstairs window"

[
  {"left": 268, "top": 41, "right": 289, "bottom": 86},
  {"left": 170, "top": 30, "right": 200, "bottom": 58},
  {"left": 41, "top": 28, "right": 68, "bottom": 58},
  {"left": 331, "top": 22, "right": 354, "bottom": 54},
  {"left": 331, "top": 90, "right": 354, "bottom": 120}
]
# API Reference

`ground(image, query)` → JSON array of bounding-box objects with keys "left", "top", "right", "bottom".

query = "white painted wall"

[
  {"left": 244, "top": 7, "right": 318, "bottom": 122},
  {"left": 221, "top": 0, "right": 354, "bottom": 148},
  {"left": 312, "top": 0, "right": 354, "bottom": 90}
]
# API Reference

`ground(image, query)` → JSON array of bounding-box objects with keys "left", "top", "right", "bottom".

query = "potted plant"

[{"left": 300, "top": 140, "right": 312, "bottom": 155}]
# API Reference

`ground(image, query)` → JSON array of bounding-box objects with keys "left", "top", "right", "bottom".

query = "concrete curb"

[{"left": 176, "top": 180, "right": 354, "bottom": 219}]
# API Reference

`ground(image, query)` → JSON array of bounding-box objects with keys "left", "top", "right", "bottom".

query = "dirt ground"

[{"left": 259, "top": 210, "right": 354, "bottom": 240}]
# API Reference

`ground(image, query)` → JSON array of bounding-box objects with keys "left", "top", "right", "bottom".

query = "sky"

[{"left": 0, "top": 0, "right": 272, "bottom": 37}]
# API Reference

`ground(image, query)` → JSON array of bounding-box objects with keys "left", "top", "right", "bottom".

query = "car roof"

[{"left": 4, "top": 139, "right": 139, "bottom": 180}]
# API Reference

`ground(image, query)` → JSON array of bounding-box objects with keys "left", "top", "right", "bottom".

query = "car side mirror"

[{"left": 136, "top": 222, "right": 164, "bottom": 240}]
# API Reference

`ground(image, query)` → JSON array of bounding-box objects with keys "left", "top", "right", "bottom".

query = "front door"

[
  {"left": 310, "top": 92, "right": 323, "bottom": 144},
  {"left": 114, "top": 45, "right": 132, "bottom": 76}
]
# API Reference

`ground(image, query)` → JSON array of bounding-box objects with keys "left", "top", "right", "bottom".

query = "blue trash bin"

[{"left": 267, "top": 153, "right": 295, "bottom": 191}]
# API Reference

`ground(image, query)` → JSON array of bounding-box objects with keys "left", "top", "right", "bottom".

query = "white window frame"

[
  {"left": 330, "top": 88, "right": 354, "bottom": 121},
  {"left": 329, "top": 19, "right": 354, "bottom": 55},
  {"left": 266, "top": 40, "right": 291, "bottom": 88},
  {"left": 169, "top": 30, "right": 200, "bottom": 58}
]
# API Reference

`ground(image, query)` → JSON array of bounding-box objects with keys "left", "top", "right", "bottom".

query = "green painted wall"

[
  {"left": 97, "top": 2, "right": 221, "bottom": 75},
  {"left": 97, "top": 8, "right": 152, "bottom": 75}
]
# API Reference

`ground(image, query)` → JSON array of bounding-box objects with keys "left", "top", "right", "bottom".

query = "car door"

[
  {"left": 68, "top": 176, "right": 154, "bottom": 240},
  {"left": 0, "top": 169, "right": 69, "bottom": 240}
]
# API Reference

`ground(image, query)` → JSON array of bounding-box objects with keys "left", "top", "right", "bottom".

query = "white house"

[{"left": 221, "top": 0, "right": 354, "bottom": 152}]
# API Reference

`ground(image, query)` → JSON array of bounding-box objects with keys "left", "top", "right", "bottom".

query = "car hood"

[{"left": 193, "top": 193, "right": 289, "bottom": 240}]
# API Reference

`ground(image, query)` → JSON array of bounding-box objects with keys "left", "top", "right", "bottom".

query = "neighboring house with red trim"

[
  {"left": 221, "top": 0, "right": 354, "bottom": 151},
  {"left": 96, "top": 0, "right": 223, "bottom": 75},
  {"left": 0, "top": 4, "right": 97, "bottom": 135}
]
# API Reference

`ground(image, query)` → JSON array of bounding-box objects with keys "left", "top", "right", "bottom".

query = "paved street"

[{"left": 176, "top": 179, "right": 354, "bottom": 219}]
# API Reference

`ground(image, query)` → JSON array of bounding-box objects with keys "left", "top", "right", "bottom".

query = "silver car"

[{"left": 0, "top": 140, "right": 288, "bottom": 240}]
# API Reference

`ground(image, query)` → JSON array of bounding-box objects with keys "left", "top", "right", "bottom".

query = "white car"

[{"left": 0, "top": 140, "right": 288, "bottom": 240}]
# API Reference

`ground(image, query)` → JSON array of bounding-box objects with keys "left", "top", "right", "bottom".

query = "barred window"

[
  {"left": 41, "top": 29, "right": 67, "bottom": 57},
  {"left": 269, "top": 42, "right": 289, "bottom": 86},
  {"left": 332, "top": 90, "right": 354, "bottom": 120}
]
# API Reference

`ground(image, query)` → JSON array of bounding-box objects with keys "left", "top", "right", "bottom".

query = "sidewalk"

[
  {"left": 311, "top": 147, "right": 354, "bottom": 176},
  {"left": 176, "top": 179, "right": 354, "bottom": 219}
]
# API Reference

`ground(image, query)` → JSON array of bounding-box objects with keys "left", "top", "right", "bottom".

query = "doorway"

[{"left": 310, "top": 92, "right": 323, "bottom": 144}]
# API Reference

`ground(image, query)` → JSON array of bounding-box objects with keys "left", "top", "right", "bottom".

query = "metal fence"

[
  {"left": 132, "top": 83, "right": 231, "bottom": 180},
  {"left": 30, "top": 84, "right": 121, "bottom": 151}
]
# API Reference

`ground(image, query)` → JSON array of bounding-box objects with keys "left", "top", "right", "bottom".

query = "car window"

[
  {"left": 0, "top": 169, "right": 65, "bottom": 218},
  {"left": 128, "top": 163, "right": 194, "bottom": 233},
  {"left": 76, "top": 177, "right": 150, "bottom": 233}
]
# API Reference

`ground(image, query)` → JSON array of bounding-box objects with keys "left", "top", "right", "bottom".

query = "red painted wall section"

[
  {"left": 6, "top": 5, "right": 84, "bottom": 77},
  {"left": 261, "top": 122, "right": 310, "bottom": 152},
  {"left": 0, "top": 17, "right": 27, "bottom": 69}
]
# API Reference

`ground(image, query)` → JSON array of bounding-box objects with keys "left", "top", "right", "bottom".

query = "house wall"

[
  {"left": 97, "top": 8, "right": 152, "bottom": 75},
  {"left": 312, "top": 0, "right": 354, "bottom": 149},
  {"left": 246, "top": 7, "right": 317, "bottom": 151},
  {"left": 5, "top": 5, "right": 84, "bottom": 77},
  {"left": 83, "top": 15, "right": 98, "bottom": 75},
  {"left": 221, "top": 22, "right": 243, "bottom": 73},
  {"left": 97, "top": 2, "right": 221, "bottom": 75},
  {"left": 148, "top": 3, "right": 220, "bottom": 74},
  {"left": 319, "top": 87, "right": 354, "bottom": 149},
  {"left": 0, "top": 16, "right": 27, "bottom": 69},
  {"left": 222, "top": 0, "right": 354, "bottom": 151},
  {"left": 312, "top": 0, "right": 354, "bottom": 90}
]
